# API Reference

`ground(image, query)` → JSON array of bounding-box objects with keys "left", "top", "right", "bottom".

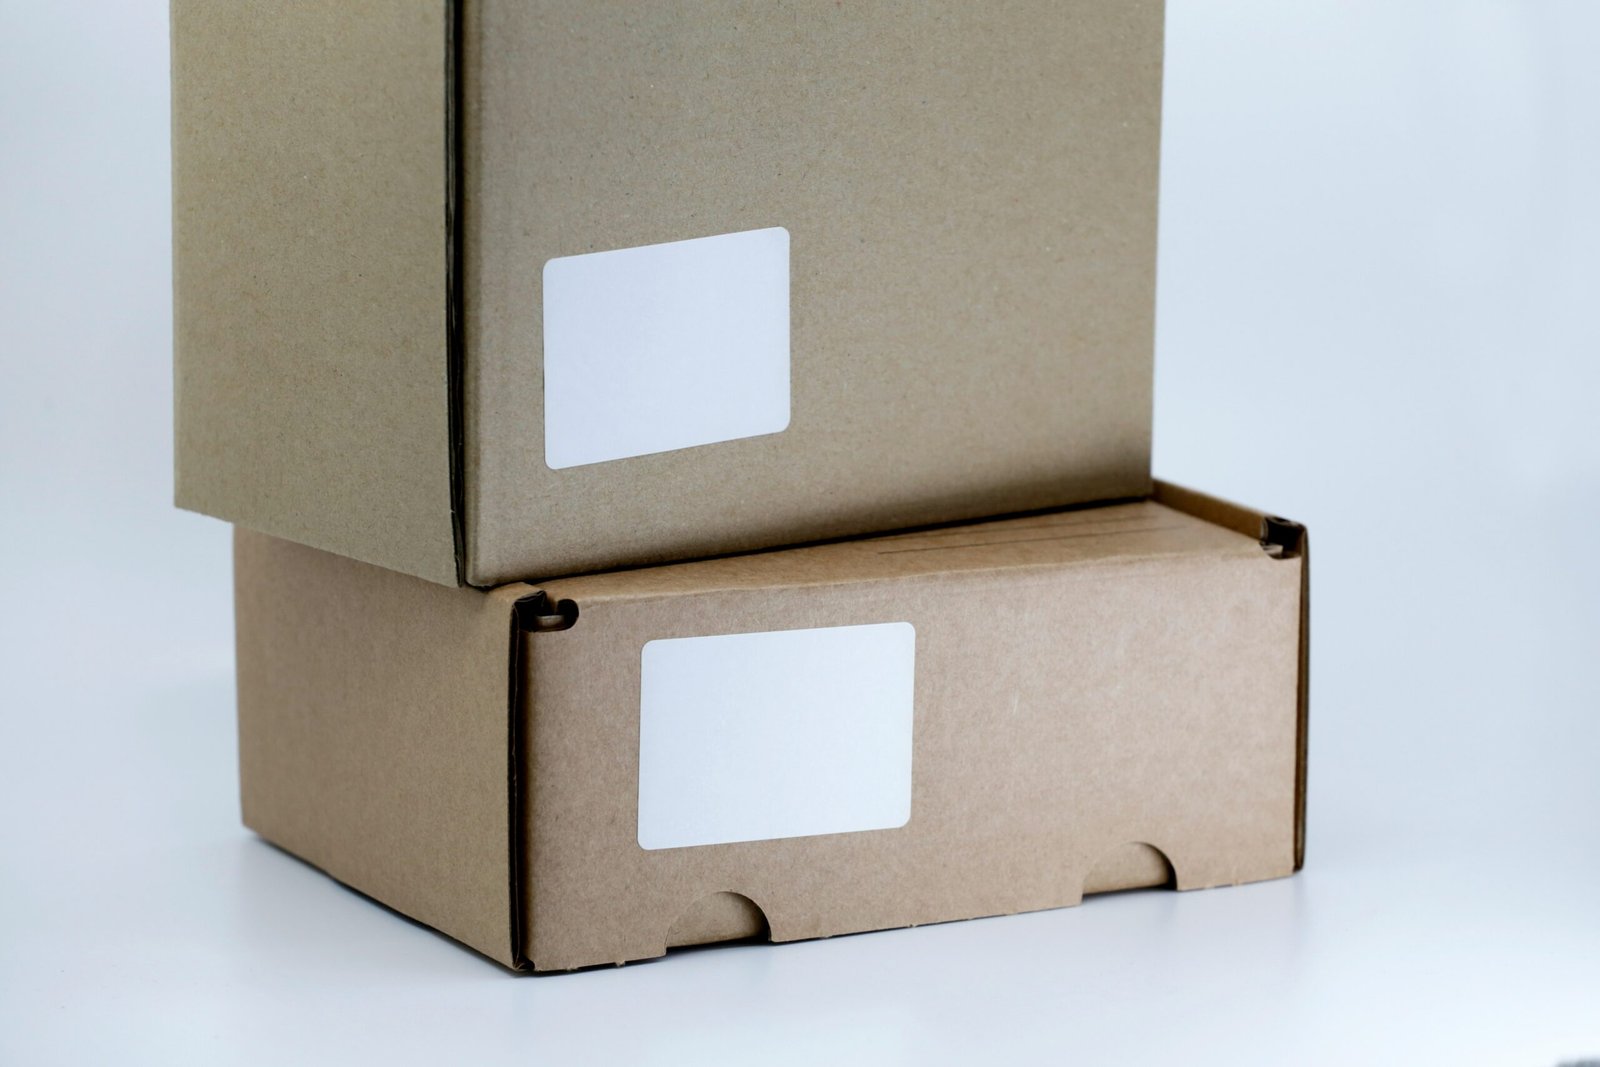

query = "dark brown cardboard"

[
  {"left": 178, "top": 2, "right": 1165, "bottom": 587},
  {"left": 235, "top": 484, "right": 1308, "bottom": 971}
]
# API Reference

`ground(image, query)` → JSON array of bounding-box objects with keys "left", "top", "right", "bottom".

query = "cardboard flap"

[{"left": 233, "top": 529, "right": 529, "bottom": 965}]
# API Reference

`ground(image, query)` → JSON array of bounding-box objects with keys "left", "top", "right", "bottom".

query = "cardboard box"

[
  {"left": 234, "top": 483, "right": 1309, "bottom": 972},
  {"left": 174, "top": 2, "right": 1166, "bottom": 587}
]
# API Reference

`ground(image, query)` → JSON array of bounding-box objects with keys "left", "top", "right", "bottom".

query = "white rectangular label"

[
  {"left": 542, "top": 226, "right": 791, "bottom": 470},
  {"left": 638, "top": 622, "right": 915, "bottom": 851}
]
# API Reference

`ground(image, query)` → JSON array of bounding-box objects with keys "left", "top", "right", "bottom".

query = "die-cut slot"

[
  {"left": 665, "top": 891, "right": 772, "bottom": 950},
  {"left": 1081, "top": 842, "right": 1176, "bottom": 897}
]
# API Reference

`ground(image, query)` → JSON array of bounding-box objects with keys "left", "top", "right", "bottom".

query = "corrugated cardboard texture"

[
  {"left": 529, "top": 501, "right": 1300, "bottom": 970},
  {"left": 231, "top": 493, "right": 1305, "bottom": 972},
  {"left": 461, "top": 0, "right": 1162, "bottom": 585},
  {"left": 172, "top": 2, "right": 458, "bottom": 585},
  {"left": 1154, "top": 479, "right": 1311, "bottom": 868},
  {"left": 175, "top": 3, "right": 1161, "bottom": 587},
  {"left": 234, "top": 528, "right": 521, "bottom": 965}
]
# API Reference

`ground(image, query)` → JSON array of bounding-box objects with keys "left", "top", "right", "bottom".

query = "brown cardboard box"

[
  {"left": 175, "top": 2, "right": 1165, "bottom": 587},
  {"left": 234, "top": 483, "right": 1309, "bottom": 972}
]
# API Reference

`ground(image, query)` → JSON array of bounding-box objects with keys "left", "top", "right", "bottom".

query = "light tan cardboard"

[
  {"left": 172, "top": 2, "right": 458, "bottom": 584},
  {"left": 235, "top": 483, "right": 1308, "bottom": 972},
  {"left": 179, "top": 2, "right": 1165, "bottom": 587},
  {"left": 234, "top": 533, "right": 523, "bottom": 962}
]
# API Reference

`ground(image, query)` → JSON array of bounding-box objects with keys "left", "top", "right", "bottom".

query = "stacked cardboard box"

[{"left": 173, "top": 1, "right": 1308, "bottom": 972}]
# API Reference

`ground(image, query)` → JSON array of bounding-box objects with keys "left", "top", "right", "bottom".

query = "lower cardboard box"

[{"left": 233, "top": 481, "right": 1309, "bottom": 973}]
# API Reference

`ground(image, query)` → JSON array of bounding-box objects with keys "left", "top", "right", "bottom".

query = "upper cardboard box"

[{"left": 173, "top": 2, "right": 1165, "bottom": 586}]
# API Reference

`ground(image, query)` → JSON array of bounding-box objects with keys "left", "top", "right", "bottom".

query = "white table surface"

[{"left": 3, "top": 4, "right": 1597, "bottom": 1064}]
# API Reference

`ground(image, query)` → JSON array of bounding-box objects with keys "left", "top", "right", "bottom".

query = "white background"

[{"left": 2, "top": 2, "right": 1596, "bottom": 1063}]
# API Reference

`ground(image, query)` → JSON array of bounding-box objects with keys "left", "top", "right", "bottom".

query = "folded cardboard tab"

[
  {"left": 235, "top": 483, "right": 1309, "bottom": 972},
  {"left": 175, "top": 1, "right": 1165, "bottom": 586}
]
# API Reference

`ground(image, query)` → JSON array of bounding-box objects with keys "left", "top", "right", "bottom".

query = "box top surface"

[{"left": 539, "top": 499, "right": 1257, "bottom": 604}]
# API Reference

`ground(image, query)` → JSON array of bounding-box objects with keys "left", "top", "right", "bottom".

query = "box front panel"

[
  {"left": 524, "top": 550, "right": 1300, "bottom": 972},
  {"left": 462, "top": 1, "right": 1163, "bottom": 584}
]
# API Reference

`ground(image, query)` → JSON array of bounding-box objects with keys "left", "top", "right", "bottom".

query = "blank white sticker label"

[
  {"left": 542, "top": 226, "right": 791, "bottom": 470},
  {"left": 638, "top": 621, "right": 915, "bottom": 851}
]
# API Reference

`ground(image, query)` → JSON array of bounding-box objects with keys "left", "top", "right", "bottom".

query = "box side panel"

[
  {"left": 1293, "top": 531, "right": 1310, "bottom": 868},
  {"left": 461, "top": 1, "right": 1162, "bottom": 585},
  {"left": 173, "top": 2, "right": 457, "bottom": 585},
  {"left": 523, "top": 546, "right": 1301, "bottom": 972},
  {"left": 1155, "top": 479, "right": 1310, "bottom": 867},
  {"left": 233, "top": 529, "right": 521, "bottom": 966}
]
